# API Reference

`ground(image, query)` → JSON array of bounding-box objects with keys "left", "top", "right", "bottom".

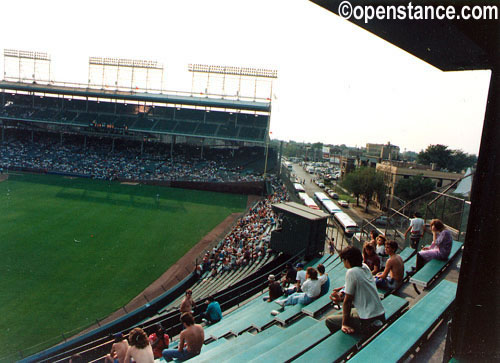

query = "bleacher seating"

[
  {"left": 410, "top": 241, "right": 463, "bottom": 288},
  {"left": 175, "top": 108, "right": 204, "bottom": 121},
  {"left": 349, "top": 279, "right": 457, "bottom": 362},
  {"left": 194, "top": 123, "right": 218, "bottom": 137}
]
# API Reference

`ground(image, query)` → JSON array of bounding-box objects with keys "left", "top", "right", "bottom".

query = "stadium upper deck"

[{"left": 0, "top": 80, "right": 271, "bottom": 144}]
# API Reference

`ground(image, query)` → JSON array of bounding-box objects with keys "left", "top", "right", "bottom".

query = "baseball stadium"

[{"left": 1, "top": 1, "right": 498, "bottom": 362}]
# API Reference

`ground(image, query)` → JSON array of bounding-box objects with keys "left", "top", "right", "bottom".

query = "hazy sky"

[{"left": 0, "top": 0, "right": 491, "bottom": 154}]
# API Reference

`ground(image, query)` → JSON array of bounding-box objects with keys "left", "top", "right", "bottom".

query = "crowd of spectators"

[
  {"left": 196, "top": 178, "right": 289, "bottom": 277},
  {"left": 0, "top": 131, "right": 267, "bottom": 182}
]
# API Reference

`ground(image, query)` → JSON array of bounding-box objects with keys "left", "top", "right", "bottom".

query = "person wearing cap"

[
  {"left": 104, "top": 332, "right": 129, "bottom": 363},
  {"left": 294, "top": 263, "right": 306, "bottom": 292},
  {"left": 262, "top": 274, "right": 283, "bottom": 302},
  {"left": 148, "top": 324, "right": 170, "bottom": 359}
]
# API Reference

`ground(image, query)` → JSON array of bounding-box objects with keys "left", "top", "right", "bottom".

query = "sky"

[{"left": 0, "top": 0, "right": 491, "bottom": 155}]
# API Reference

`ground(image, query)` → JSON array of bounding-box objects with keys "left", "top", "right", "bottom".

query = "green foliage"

[
  {"left": 0, "top": 173, "right": 246, "bottom": 358},
  {"left": 417, "top": 144, "right": 476, "bottom": 173},
  {"left": 395, "top": 174, "right": 436, "bottom": 201},
  {"left": 342, "top": 167, "right": 386, "bottom": 212}
]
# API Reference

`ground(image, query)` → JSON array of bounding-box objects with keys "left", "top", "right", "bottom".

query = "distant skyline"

[{"left": 0, "top": 0, "right": 491, "bottom": 155}]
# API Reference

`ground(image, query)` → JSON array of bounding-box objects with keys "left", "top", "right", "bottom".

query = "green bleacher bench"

[
  {"left": 410, "top": 241, "right": 463, "bottom": 288},
  {"left": 226, "top": 317, "right": 318, "bottom": 362},
  {"left": 293, "top": 294, "right": 409, "bottom": 363},
  {"left": 349, "top": 279, "right": 457, "bottom": 363},
  {"left": 254, "top": 318, "right": 331, "bottom": 362},
  {"left": 189, "top": 331, "right": 256, "bottom": 363},
  {"left": 191, "top": 325, "right": 282, "bottom": 362}
]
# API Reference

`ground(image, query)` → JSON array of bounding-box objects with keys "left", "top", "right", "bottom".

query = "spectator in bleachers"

[
  {"left": 281, "top": 263, "right": 297, "bottom": 287},
  {"left": 263, "top": 274, "right": 283, "bottom": 302},
  {"left": 413, "top": 219, "right": 452, "bottom": 273},
  {"left": 201, "top": 296, "right": 222, "bottom": 325},
  {"left": 148, "top": 324, "right": 170, "bottom": 360},
  {"left": 124, "top": 327, "right": 154, "bottom": 363},
  {"left": 285, "top": 263, "right": 305, "bottom": 294},
  {"left": 180, "top": 289, "right": 196, "bottom": 314},
  {"left": 405, "top": 212, "right": 426, "bottom": 250},
  {"left": 375, "top": 240, "right": 404, "bottom": 290},
  {"left": 325, "top": 246, "right": 385, "bottom": 335},
  {"left": 375, "top": 235, "right": 388, "bottom": 269},
  {"left": 317, "top": 264, "right": 330, "bottom": 296},
  {"left": 368, "top": 230, "right": 379, "bottom": 247},
  {"left": 104, "top": 332, "right": 129, "bottom": 363},
  {"left": 362, "top": 242, "right": 380, "bottom": 275},
  {"left": 275, "top": 267, "right": 321, "bottom": 308},
  {"left": 162, "top": 312, "right": 204, "bottom": 362}
]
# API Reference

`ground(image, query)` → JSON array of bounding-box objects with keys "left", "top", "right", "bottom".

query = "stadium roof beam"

[{"left": 0, "top": 80, "right": 271, "bottom": 112}]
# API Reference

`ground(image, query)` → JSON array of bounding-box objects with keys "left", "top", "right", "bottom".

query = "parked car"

[
  {"left": 329, "top": 192, "right": 339, "bottom": 200},
  {"left": 338, "top": 200, "right": 349, "bottom": 207},
  {"left": 375, "top": 216, "right": 394, "bottom": 226},
  {"left": 318, "top": 182, "right": 325, "bottom": 188}
]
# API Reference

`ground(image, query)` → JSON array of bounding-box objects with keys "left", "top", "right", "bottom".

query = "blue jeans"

[
  {"left": 162, "top": 347, "right": 198, "bottom": 362},
  {"left": 284, "top": 292, "right": 313, "bottom": 306}
]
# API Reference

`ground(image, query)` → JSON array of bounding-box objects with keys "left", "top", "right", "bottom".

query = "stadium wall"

[{"left": 4, "top": 168, "right": 265, "bottom": 195}]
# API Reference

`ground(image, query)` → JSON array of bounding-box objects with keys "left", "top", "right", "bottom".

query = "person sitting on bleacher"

[
  {"left": 148, "top": 324, "right": 170, "bottom": 360},
  {"left": 318, "top": 264, "right": 330, "bottom": 296},
  {"left": 201, "top": 296, "right": 222, "bottom": 324},
  {"left": 275, "top": 267, "right": 321, "bottom": 308},
  {"left": 180, "top": 289, "right": 196, "bottom": 314},
  {"left": 375, "top": 235, "right": 388, "bottom": 268},
  {"left": 124, "top": 327, "right": 154, "bottom": 363},
  {"left": 104, "top": 332, "right": 129, "bottom": 363},
  {"left": 162, "top": 312, "right": 204, "bottom": 362},
  {"left": 281, "top": 263, "right": 297, "bottom": 287},
  {"left": 413, "top": 219, "right": 452, "bottom": 273},
  {"left": 375, "top": 240, "right": 404, "bottom": 290},
  {"left": 325, "top": 246, "right": 385, "bottom": 335},
  {"left": 362, "top": 242, "right": 380, "bottom": 275},
  {"left": 263, "top": 274, "right": 283, "bottom": 302}
]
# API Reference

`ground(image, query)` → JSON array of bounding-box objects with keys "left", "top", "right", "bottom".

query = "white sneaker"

[{"left": 270, "top": 310, "right": 280, "bottom": 316}]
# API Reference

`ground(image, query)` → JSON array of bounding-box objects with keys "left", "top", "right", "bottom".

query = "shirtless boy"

[
  {"left": 375, "top": 240, "right": 404, "bottom": 290},
  {"left": 162, "top": 312, "right": 204, "bottom": 361},
  {"left": 104, "top": 332, "right": 129, "bottom": 363}
]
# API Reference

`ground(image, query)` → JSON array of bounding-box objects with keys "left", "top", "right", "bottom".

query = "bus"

[
  {"left": 334, "top": 212, "right": 360, "bottom": 237},
  {"left": 293, "top": 183, "right": 306, "bottom": 194},
  {"left": 298, "top": 192, "right": 308, "bottom": 202},
  {"left": 314, "top": 192, "right": 342, "bottom": 215},
  {"left": 302, "top": 195, "right": 320, "bottom": 210}
]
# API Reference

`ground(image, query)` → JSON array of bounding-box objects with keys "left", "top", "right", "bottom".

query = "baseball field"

[{"left": 0, "top": 173, "right": 247, "bottom": 360}]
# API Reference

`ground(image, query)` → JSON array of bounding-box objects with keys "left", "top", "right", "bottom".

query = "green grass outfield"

[{"left": 0, "top": 173, "right": 247, "bottom": 360}]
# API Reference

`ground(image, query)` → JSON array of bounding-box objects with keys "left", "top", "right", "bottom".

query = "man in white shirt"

[
  {"left": 405, "top": 212, "right": 426, "bottom": 250},
  {"left": 325, "top": 246, "right": 385, "bottom": 335}
]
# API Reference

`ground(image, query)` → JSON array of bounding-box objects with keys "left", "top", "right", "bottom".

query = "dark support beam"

[{"left": 447, "top": 68, "right": 500, "bottom": 361}]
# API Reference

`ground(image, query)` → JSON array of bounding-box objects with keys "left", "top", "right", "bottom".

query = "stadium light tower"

[
  {"left": 3, "top": 49, "right": 51, "bottom": 83},
  {"left": 88, "top": 57, "right": 164, "bottom": 92},
  {"left": 188, "top": 64, "right": 278, "bottom": 100}
]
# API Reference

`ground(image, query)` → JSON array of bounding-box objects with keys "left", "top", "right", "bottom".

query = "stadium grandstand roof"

[
  {"left": 272, "top": 201, "right": 330, "bottom": 220},
  {"left": 0, "top": 80, "right": 271, "bottom": 113}
]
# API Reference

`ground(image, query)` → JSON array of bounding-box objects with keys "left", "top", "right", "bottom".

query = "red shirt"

[{"left": 148, "top": 333, "right": 170, "bottom": 359}]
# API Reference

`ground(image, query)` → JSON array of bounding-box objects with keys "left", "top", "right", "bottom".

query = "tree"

[
  {"left": 342, "top": 171, "right": 363, "bottom": 206},
  {"left": 417, "top": 144, "right": 477, "bottom": 173},
  {"left": 342, "top": 167, "right": 386, "bottom": 212},
  {"left": 395, "top": 174, "right": 435, "bottom": 201}
]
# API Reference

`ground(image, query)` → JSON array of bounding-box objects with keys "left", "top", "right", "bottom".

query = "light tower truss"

[
  {"left": 88, "top": 57, "right": 164, "bottom": 93},
  {"left": 188, "top": 64, "right": 278, "bottom": 102},
  {"left": 3, "top": 49, "right": 52, "bottom": 83}
]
